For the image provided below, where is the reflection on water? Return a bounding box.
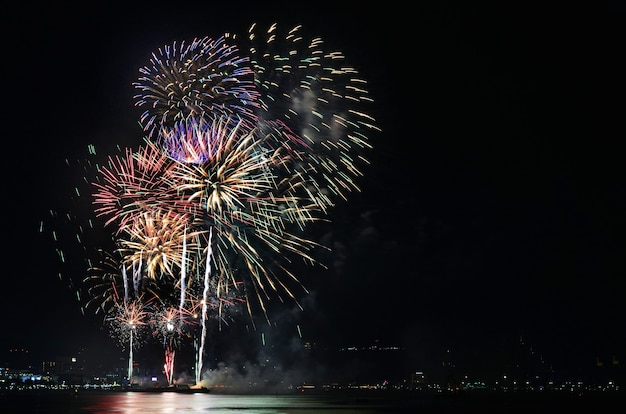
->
[3,391,415,414]
[5,390,614,413]
[86,392,391,413]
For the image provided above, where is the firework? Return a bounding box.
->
[91,139,182,232]
[105,296,153,384]
[51,22,378,385]
[106,296,152,346]
[116,210,197,281]
[150,304,199,385]
[83,249,169,313]
[233,23,380,210]
[150,303,199,342]
[133,35,260,155]
[166,115,327,316]
[134,23,379,212]
[127,24,379,318]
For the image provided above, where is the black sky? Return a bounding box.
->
[3,1,625,381]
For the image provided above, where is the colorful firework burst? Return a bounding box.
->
[105,296,153,350]
[92,139,181,231]
[133,35,260,153]
[233,23,380,210]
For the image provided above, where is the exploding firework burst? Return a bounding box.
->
[116,209,201,281]
[106,296,153,350]
[149,304,192,385]
[133,35,260,154]
[233,23,379,210]
[92,139,182,231]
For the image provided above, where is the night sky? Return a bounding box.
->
[3,1,625,384]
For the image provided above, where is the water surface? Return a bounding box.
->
[2,389,621,413]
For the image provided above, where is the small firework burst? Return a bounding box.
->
[105,296,153,350]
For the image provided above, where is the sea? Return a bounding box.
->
[1,389,623,413]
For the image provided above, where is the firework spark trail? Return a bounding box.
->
[179,226,188,326]
[122,266,128,301]
[128,330,134,384]
[164,345,175,386]
[197,227,213,384]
